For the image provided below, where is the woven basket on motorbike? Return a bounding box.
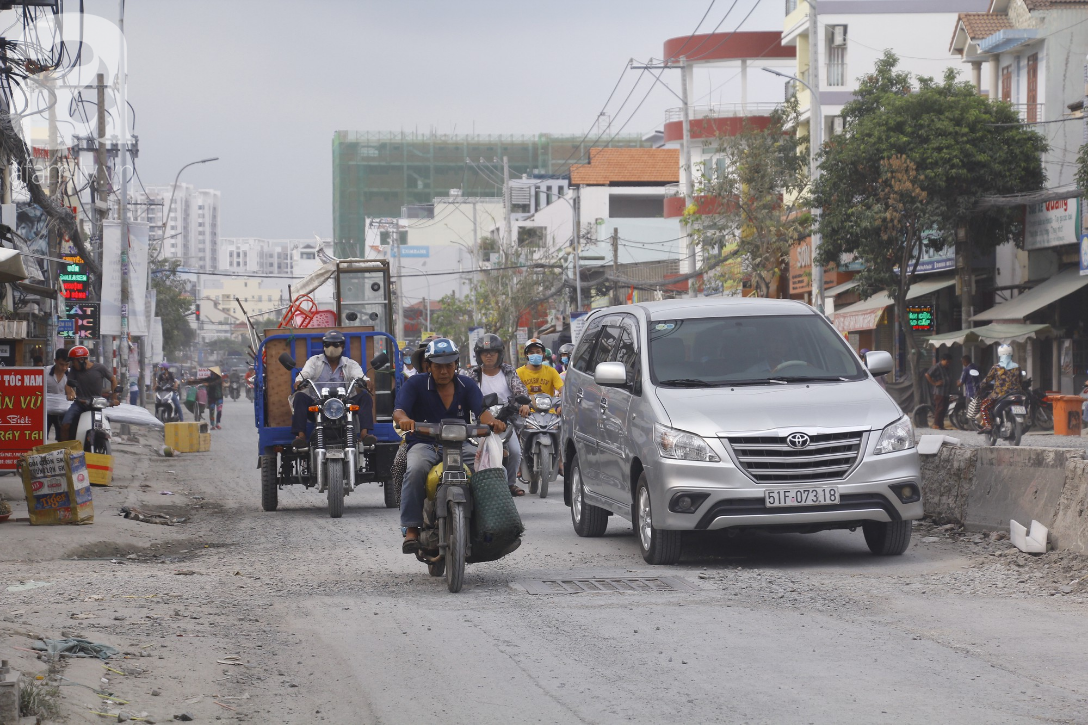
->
[466,467,524,563]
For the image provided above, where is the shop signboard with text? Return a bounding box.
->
[1025,198,1080,251]
[0,368,47,470]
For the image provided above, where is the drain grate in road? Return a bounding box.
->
[518,576,697,595]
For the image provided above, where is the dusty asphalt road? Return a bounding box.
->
[3,401,1088,724]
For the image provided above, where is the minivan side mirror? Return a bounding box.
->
[594,361,627,386]
[864,350,893,377]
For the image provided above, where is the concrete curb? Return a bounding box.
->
[919,445,1088,551]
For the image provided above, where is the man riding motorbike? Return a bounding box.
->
[155,362,183,421]
[517,338,563,400]
[393,338,506,554]
[979,343,1022,433]
[60,345,118,441]
[289,330,373,449]
[467,333,531,496]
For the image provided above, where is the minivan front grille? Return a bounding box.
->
[724,431,864,484]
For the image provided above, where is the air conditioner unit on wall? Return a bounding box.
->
[831,116,844,135]
[831,25,847,47]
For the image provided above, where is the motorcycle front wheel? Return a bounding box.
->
[327,459,345,519]
[537,447,551,499]
[446,501,466,593]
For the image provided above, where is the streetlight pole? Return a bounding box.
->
[764,61,823,313]
[159,157,219,258]
[531,185,581,311]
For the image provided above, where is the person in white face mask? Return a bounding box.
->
[979,343,1022,433]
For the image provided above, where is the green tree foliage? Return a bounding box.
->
[1076,142,1088,194]
[686,97,811,297]
[150,259,195,360]
[813,52,1046,399]
[429,264,563,361]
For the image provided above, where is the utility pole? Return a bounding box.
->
[573,187,582,311]
[471,200,478,326]
[680,57,696,299]
[46,70,59,360]
[807,0,825,313]
[96,74,109,366]
[503,156,514,363]
[611,227,620,305]
[393,221,404,342]
[118,0,131,396]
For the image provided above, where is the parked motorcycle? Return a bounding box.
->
[520,392,561,498]
[277,352,368,518]
[1018,372,1053,432]
[154,385,181,423]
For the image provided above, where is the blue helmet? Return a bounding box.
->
[425,337,459,365]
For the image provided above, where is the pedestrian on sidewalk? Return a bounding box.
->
[958,354,979,399]
[925,353,954,430]
[185,367,224,429]
[45,347,69,440]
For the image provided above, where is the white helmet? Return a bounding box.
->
[997,344,1013,358]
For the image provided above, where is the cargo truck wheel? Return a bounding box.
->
[260,454,278,512]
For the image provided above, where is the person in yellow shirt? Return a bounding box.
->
[517,338,564,398]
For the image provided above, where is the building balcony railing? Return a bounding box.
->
[1009,102,1044,124]
[664,102,781,124]
[826,61,847,88]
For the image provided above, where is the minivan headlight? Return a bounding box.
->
[874,414,915,455]
[654,424,720,462]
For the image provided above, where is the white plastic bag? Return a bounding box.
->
[475,430,503,471]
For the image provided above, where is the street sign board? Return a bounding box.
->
[0,367,47,470]
[59,255,89,300]
[389,245,429,258]
[907,304,934,332]
[56,318,75,335]
[60,302,100,340]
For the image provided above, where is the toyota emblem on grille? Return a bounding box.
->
[787,433,811,449]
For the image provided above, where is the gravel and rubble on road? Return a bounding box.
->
[5,403,1088,723]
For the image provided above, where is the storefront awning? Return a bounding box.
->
[825,279,859,297]
[0,248,28,285]
[925,323,1057,348]
[832,276,956,333]
[971,268,1088,322]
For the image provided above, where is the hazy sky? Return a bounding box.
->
[101,0,785,238]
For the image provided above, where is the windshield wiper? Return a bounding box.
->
[764,376,852,384]
[658,378,715,387]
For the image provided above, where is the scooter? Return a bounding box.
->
[1019,372,1053,431]
[74,396,113,455]
[229,379,242,401]
[519,392,561,498]
[154,385,181,423]
[968,369,1026,446]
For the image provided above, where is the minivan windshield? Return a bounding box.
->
[648,315,867,387]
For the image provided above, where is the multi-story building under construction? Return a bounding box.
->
[331,130,651,257]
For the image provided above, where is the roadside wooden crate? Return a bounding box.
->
[84,452,113,486]
[262,327,377,428]
[165,422,200,452]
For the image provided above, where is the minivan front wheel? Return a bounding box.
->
[570,455,608,537]
[635,474,681,565]
[862,520,912,556]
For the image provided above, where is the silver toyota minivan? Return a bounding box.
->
[561,298,922,564]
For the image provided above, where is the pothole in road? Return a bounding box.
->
[517,576,698,595]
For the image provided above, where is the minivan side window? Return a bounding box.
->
[592,326,621,370]
[613,325,640,392]
[570,329,600,373]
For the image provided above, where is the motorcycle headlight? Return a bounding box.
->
[440,423,467,442]
[534,394,552,410]
[321,398,346,420]
[654,423,720,462]
[92,396,109,408]
[875,414,915,455]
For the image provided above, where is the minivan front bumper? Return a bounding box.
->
[646,444,922,532]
